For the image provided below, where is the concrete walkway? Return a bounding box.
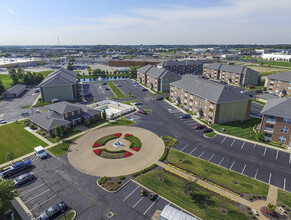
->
[164,99,290,153]
[266,185,278,205]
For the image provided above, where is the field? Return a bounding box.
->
[135,170,248,220]
[247,65,288,77]
[0,121,48,165]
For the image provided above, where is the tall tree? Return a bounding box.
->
[0,80,5,95]
[0,179,17,217]
[55,125,63,137]
[8,68,19,85]
[102,110,107,120]
[67,57,75,71]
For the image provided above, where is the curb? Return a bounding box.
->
[14,196,35,220]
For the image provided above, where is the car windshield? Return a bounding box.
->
[38,150,45,154]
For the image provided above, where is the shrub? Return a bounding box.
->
[248,197,253,200]
[119,175,125,180]
[248,210,252,214]
[116,180,121,184]
[125,135,142,148]
[252,195,256,198]
[251,214,255,219]
[159,148,169,161]
[98,176,108,185]
[132,172,141,177]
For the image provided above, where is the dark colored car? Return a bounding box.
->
[140,189,149,197]
[34,88,40,93]
[156,97,163,101]
[202,127,213,133]
[0,160,31,178]
[255,90,263,94]
[195,124,206,130]
[180,114,190,119]
[105,88,110,90]
[14,172,34,188]
[142,88,148,91]
[102,82,107,85]
[21,112,30,117]
[138,109,146,114]
[134,101,142,105]
[148,192,158,201]
[116,84,122,87]
[38,201,67,220]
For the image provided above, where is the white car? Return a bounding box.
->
[0,119,7,124]
[34,146,48,159]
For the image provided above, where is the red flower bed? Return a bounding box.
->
[92,142,101,148]
[124,151,133,157]
[114,133,122,138]
[131,147,140,152]
[93,149,102,155]
[124,134,133,137]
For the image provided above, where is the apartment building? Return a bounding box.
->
[137,65,181,92]
[264,71,291,96]
[203,63,259,86]
[260,97,291,147]
[157,60,215,75]
[170,75,252,124]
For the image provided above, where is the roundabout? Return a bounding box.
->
[67,126,165,177]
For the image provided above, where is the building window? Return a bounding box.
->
[283,118,291,124]
[199,99,202,106]
[281,127,289,134]
[278,136,286,143]
[72,112,74,116]
[204,106,207,110]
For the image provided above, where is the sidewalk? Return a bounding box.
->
[164,99,290,153]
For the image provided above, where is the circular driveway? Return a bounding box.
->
[67,126,165,177]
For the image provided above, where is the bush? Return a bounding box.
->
[248,197,253,200]
[119,175,125,180]
[159,148,169,161]
[98,176,108,185]
[132,172,141,177]
[252,195,256,198]
[251,214,255,219]
[248,210,252,214]
[116,180,121,184]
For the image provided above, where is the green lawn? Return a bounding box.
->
[135,170,248,220]
[48,137,78,157]
[278,189,291,208]
[201,118,261,142]
[204,132,217,138]
[47,127,81,143]
[58,210,75,220]
[107,82,127,98]
[103,118,135,127]
[144,109,152,114]
[167,149,269,196]
[33,100,50,107]
[252,99,265,106]
[0,74,12,90]
[37,70,53,77]
[0,121,48,165]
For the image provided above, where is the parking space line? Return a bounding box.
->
[208,154,215,162]
[268,173,272,184]
[132,197,144,208]
[241,164,247,174]
[230,161,235,170]
[189,147,197,155]
[19,183,45,197]
[254,169,259,179]
[289,154,291,164]
[198,151,205,158]
[123,186,139,201]
[230,139,236,146]
[221,137,227,143]
[263,147,267,156]
[218,157,224,166]
[241,142,245,149]
[254,144,256,148]
[276,150,279,160]
[25,189,50,203]
[143,198,158,215]
[284,178,286,190]
[30,195,57,211]
[181,145,189,152]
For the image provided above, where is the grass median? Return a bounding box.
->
[135,170,248,220]
[167,149,269,196]
[107,82,126,98]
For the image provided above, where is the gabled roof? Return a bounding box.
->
[204,63,222,70]
[137,64,154,74]
[267,71,291,83]
[138,65,180,79]
[39,68,76,87]
[170,75,251,104]
[46,101,82,115]
[158,60,207,67]
[261,97,291,118]
[75,104,102,118]
[204,63,259,76]
[3,84,26,95]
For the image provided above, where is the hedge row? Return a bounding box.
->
[132,164,157,177]
[159,148,169,161]
[97,134,116,145]
[98,176,108,185]
[125,135,142,148]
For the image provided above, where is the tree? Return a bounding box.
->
[0,179,17,217]
[67,57,75,71]
[102,110,107,120]
[0,80,5,95]
[183,179,197,197]
[6,151,14,163]
[257,132,265,142]
[8,68,19,85]
[55,125,63,138]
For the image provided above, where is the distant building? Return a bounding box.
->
[260,97,291,147]
[170,75,252,124]
[39,68,77,103]
[108,59,162,67]
[157,60,215,75]
[262,53,291,61]
[137,65,181,92]
[221,54,239,59]
[3,84,26,99]
[264,71,291,96]
[203,63,259,86]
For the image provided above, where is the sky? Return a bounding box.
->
[0,0,291,45]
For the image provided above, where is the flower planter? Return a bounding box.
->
[131,147,140,152]
[93,142,101,148]
[124,151,133,157]
[93,149,103,155]
[124,134,133,137]
[114,133,122,138]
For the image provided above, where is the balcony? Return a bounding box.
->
[209,112,213,117]
[264,127,274,133]
[266,118,276,124]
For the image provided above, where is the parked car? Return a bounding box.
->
[195,124,206,130]
[140,189,149,197]
[34,146,48,159]
[105,88,110,90]
[34,88,40,93]
[14,172,35,188]
[37,201,67,220]
[148,192,158,201]
[21,112,30,117]
[102,82,107,85]
[138,109,146,114]
[116,84,122,87]
[134,84,139,87]
[155,97,163,101]
[0,160,31,178]
[202,127,213,133]
[0,119,7,124]
[255,90,263,94]
[134,101,142,105]
[180,114,190,119]
[142,88,148,91]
